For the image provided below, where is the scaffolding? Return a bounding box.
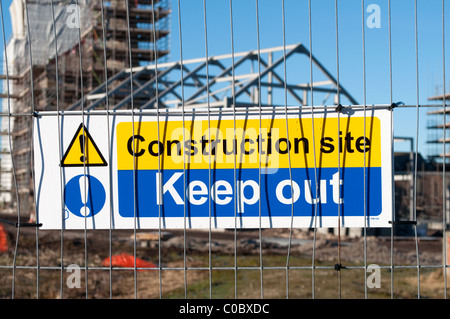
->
[1,0,171,217]
[426,94,450,162]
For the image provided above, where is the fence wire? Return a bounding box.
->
[0,0,449,300]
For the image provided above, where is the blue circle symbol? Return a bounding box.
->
[64,175,106,218]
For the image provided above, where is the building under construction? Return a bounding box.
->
[427,93,450,162]
[1,0,171,218]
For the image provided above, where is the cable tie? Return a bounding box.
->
[388,220,417,225]
[16,222,43,228]
[388,103,397,111]
[335,104,344,113]
[334,263,346,271]
[1,219,42,228]
[388,101,405,111]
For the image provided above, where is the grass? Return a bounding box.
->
[1,240,448,299]
[163,254,450,299]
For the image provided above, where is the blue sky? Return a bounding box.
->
[1,0,449,157]
[170,0,450,156]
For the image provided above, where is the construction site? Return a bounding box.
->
[0,0,449,300]
[1,0,449,229]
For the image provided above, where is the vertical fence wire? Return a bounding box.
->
[23,0,38,299]
[413,0,421,299]
[334,0,343,299]
[254,0,265,300]
[150,0,164,300]
[442,0,448,299]
[281,0,296,300]
[124,0,138,299]
[72,0,89,299]
[49,0,65,300]
[308,0,321,299]
[201,0,213,299]
[361,0,368,299]
[175,0,188,299]
[98,0,114,299]
[388,0,395,300]
[228,0,239,299]
[0,0,20,300]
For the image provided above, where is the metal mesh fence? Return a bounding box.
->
[0,0,449,300]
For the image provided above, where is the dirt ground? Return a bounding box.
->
[0,214,448,298]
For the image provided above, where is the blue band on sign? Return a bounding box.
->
[117,167,382,219]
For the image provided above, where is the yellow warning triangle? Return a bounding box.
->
[61,124,107,167]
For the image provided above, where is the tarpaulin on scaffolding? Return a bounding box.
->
[8,0,93,68]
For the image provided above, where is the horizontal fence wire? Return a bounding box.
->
[0,0,449,300]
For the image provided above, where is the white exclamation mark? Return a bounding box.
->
[79,176,90,216]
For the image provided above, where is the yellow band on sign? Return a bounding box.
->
[116,116,381,170]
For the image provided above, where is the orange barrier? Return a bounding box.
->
[0,224,8,253]
[102,253,156,271]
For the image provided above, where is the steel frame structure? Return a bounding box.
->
[68,43,358,111]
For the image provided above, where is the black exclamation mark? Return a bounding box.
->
[79,134,87,163]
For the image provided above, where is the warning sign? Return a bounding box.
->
[33,108,393,230]
[61,123,107,167]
